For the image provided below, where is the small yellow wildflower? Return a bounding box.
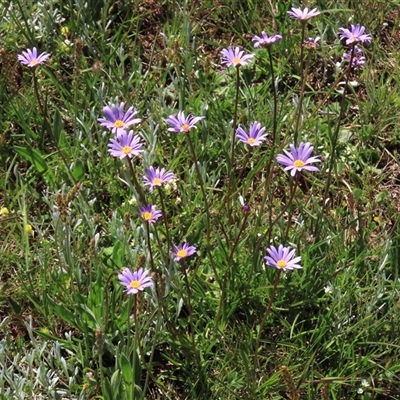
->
[24,224,33,235]
[0,207,9,217]
[373,216,380,223]
[61,26,70,37]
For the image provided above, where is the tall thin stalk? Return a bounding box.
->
[157,186,171,249]
[230,66,241,162]
[144,221,155,274]
[216,211,249,324]
[323,45,356,212]
[223,66,242,218]
[32,68,74,182]
[254,270,282,369]
[267,46,278,145]
[126,157,146,204]
[293,23,307,145]
[255,172,300,255]
[186,134,217,276]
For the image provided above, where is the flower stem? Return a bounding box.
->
[293,24,307,145]
[186,134,217,276]
[145,221,155,274]
[126,157,146,204]
[322,45,355,212]
[180,260,199,366]
[32,68,74,182]
[32,68,51,149]
[219,148,252,213]
[225,66,242,216]
[231,66,241,162]
[153,227,168,267]
[255,173,300,254]
[157,186,171,249]
[254,269,282,370]
[216,212,249,325]
[133,295,139,398]
[267,46,278,145]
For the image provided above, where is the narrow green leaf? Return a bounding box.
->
[119,353,133,400]
[14,146,48,174]
[119,353,133,385]
[72,158,85,181]
[53,108,63,145]
[102,376,113,400]
[110,369,121,396]
[45,295,75,327]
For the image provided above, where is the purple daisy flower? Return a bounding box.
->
[264,244,302,272]
[338,24,372,45]
[171,242,197,262]
[118,267,153,295]
[98,102,142,136]
[252,31,282,48]
[251,31,282,49]
[276,142,321,176]
[342,45,366,68]
[18,47,50,67]
[221,46,255,68]
[138,204,162,224]
[287,7,320,20]
[236,121,268,147]
[142,166,176,191]
[303,36,321,49]
[165,111,205,133]
[107,130,144,159]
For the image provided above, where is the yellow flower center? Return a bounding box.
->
[247,138,256,145]
[130,280,141,289]
[29,59,38,66]
[277,259,287,269]
[177,249,188,258]
[142,211,153,221]
[180,124,190,132]
[350,34,356,42]
[153,178,162,185]
[293,159,305,168]
[114,120,125,128]
[122,145,132,154]
[233,57,241,65]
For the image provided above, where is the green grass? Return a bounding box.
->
[1,0,400,399]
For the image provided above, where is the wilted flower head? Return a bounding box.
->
[165,111,205,133]
[252,31,282,48]
[276,142,321,176]
[264,244,302,272]
[98,102,141,136]
[342,45,366,68]
[339,24,372,45]
[241,204,251,213]
[171,242,197,262]
[236,121,268,147]
[139,204,162,224]
[107,130,144,159]
[118,267,153,295]
[18,47,50,67]
[287,7,320,20]
[221,46,255,68]
[303,36,320,49]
